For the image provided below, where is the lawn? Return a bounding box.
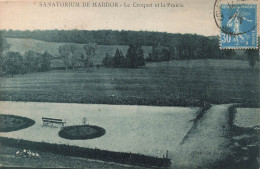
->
[234,108,260,128]
[0,59,259,106]
[0,145,144,169]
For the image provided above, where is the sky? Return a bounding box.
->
[0,0,258,36]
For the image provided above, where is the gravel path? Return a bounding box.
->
[172,104,233,168]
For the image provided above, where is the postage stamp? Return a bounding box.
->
[220,4,258,49]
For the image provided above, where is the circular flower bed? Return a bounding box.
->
[0,114,35,132]
[59,125,105,140]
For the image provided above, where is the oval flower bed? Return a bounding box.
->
[0,114,35,132]
[59,125,105,140]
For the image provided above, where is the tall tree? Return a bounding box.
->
[24,51,45,72]
[126,44,138,68]
[0,32,10,54]
[246,49,259,71]
[149,46,158,62]
[136,47,145,66]
[113,48,125,67]
[161,48,171,61]
[126,44,145,68]
[148,44,170,62]
[58,44,77,70]
[32,53,41,72]
[24,50,36,73]
[102,53,113,67]
[0,32,10,71]
[40,51,52,72]
[83,43,96,70]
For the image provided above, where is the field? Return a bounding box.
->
[0,59,259,105]
[234,108,260,128]
[6,38,152,68]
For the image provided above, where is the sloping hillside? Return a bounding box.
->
[6,38,152,68]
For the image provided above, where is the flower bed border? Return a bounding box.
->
[0,114,35,132]
[59,125,106,140]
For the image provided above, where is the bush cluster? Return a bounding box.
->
[2,51,51,77]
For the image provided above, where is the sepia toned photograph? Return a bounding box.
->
[0,0,259,168]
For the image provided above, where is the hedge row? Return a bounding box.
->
[0,93,210,107]
[0,137,171,168]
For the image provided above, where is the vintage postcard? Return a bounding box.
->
[0,0,259,168]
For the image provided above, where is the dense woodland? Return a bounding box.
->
[2,29,259,60]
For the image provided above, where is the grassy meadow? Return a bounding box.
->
[0,59,259,106]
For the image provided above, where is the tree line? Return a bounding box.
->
[1,29,174,46]
[2,29,259,61]
[102,45,145,68]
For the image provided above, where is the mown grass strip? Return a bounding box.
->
[0,136,171,168]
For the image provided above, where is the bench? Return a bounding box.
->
[42,117,66,127]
